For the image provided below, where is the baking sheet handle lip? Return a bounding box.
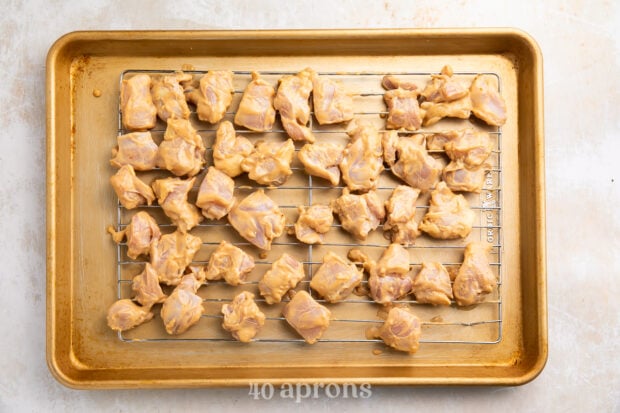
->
[44,27,547,45]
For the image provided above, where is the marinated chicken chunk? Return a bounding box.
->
[131,263,167,308]
[110,165,155,209]
[470,74,507,126]
[310,252,363,302]
[298,142,344,186]
[151,73,191,122]
[412,262,453,306]
[120,74,157,131]
[419,65,472,126]
[149,230,202,286]
[294,204,334,244]
[420,96,472,127]
[419,182,475,239]
[444,129,492,168]
[228,190,286,250]
[426,130,461,151]
[331,189,385,240]
[221,291,266,342]
[110,131,159,171]
[443,160,489,193]
[157,117,206,177]
[340,120,384,192]
[453,242,496,306]
[205,241,255,286]
[196,166,235,220]
[383,87,425,131]
[108,211,161,259]
[351,244,412,304]
[212,121,254,178]
[241,139,295,186]
[234,72,276,132]
[368,307,422,353]
[420,65,469,103]
[383,131,443,192]
[274,68,315,143]
[311,72,354,125]
[161,273,204,335]
[152,177,203,232]
[384,185,421,246]
[371,244,413,304]
[107,299,154,332]
[258,253,305,304]
[381,75,418,91]
[282,291,331,344]
[185,70,234,124]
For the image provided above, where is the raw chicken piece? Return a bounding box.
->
[311,72,354,125]
[274,68,315,143]
[241,139,295,186]
[151,73,191,122]
[107,211,161,259]
[384,185,421,246]
[411,262,453,306]
[298,142,344,186]
[212,121,254,178]
[420,96,472,126]
[234,72,276,131]
[453,242,496,306]
[149,230,202,286]
[340,120,384,192]
[376,243,411,276]
[107,299,153,332]
[420,65,469,103]
[110,131,159,171]
[368,275,414,305]
[282,291,331,344]
[381,75,418,91]
[310,252,363,303]
[120,74,157,131]
[383,88,425,131]
[196,166,235,220]
[228,189,285,250]
[443,160,489,193]
[221,291,266,342]
[161,273,204,335]
[444,129,492,168]
[294,204,334,244]
[157,117,206,177]
[368,307,422,353]
[152,177,203,232]
[185,70,234,124]
[383,131,443,192]
[370,244,413,304]
[470,74,507,126]
[205,240,255,286]
[350,245,412,304]
[258,253,305,304]
[110,165,155,209]
[131,263,167,308]
[419,182,475,239]
[419,65,472,126]
[331,189,385,240]
[425,130,461,151]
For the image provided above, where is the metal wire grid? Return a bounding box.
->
[114,69,503,345]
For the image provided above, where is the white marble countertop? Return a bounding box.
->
[1,0,618,411]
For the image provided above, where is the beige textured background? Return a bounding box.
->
[1,0,618,411]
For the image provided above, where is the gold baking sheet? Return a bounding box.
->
[46,29,546,388]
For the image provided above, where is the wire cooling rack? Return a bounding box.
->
[114,69,503,345]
